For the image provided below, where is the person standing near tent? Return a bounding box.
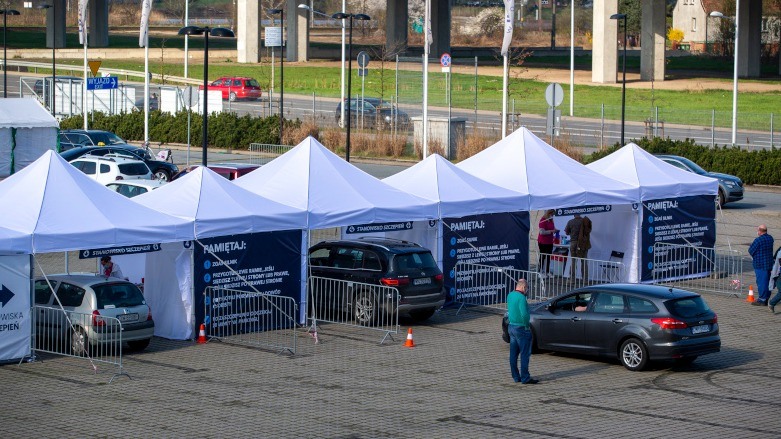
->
[537,209,558,277]
[100,256,125,279]
[564,214,587,280]
[749,224,774,306]
[507,278,538,384]
[577,216,593,281]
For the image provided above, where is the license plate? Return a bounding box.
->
[691,324,710,334]
[117,313,138,323]
[413,277,432,285]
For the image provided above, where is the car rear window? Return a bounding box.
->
[94,283,146,309]
[246,79,260,87]
[394,252,437,273]
[118,163,150,176]
[665,296,711,318]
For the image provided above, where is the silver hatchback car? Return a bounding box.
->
[34,275,155,354]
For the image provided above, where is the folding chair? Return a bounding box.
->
[600,251,625,282]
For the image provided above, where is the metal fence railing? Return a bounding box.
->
[651,243,748,297]
[203,287,298,354]
[453,263,546,314]
[538,254,627,296]
[246,143,294,165]
[31,305,128,383]
[306,276,400,344]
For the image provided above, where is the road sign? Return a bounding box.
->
[440,53,451,67]
[86,76,118,90]
[545,83,564,107]
[358,68,368,77]
[88,60,102,77]
[357,51,370,68]
[265,27,282,47]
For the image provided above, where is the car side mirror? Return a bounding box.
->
[546,303,555,312]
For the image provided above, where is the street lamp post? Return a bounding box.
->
[710,8,739,145]
[331,12,369,162]
[178,26,235,166]
[25,3,54,114]
[269,8,285,143]
[1,8,20,98]
[610,13,627,146]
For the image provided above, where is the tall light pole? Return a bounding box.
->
[25,2,54,114]
[610,13,627,146]
[269,8,285,143]
[178,26,235,166]
[331,11,369,162]
[711,7,739,145]
[1,8,20,98]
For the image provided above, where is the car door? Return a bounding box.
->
[536,292,591,352]
[583,291,629,355]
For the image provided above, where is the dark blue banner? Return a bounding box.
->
[556,205,612,216]
[641,195,716,281]
[194,230,303,333]
[79,243,161,259]
[345,221,414,234]
[442,212,530,302]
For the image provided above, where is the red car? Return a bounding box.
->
[200,77,263,101]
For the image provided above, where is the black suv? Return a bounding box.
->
[308,238,445,323]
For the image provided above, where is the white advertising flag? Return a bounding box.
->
[78,0,89,45]
[139,0,153,47]
[501,0,515,56]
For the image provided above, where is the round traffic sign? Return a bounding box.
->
[357,51,370,68]
[545,83,564,107]
[440,53,451,67]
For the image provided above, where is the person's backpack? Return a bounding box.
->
[578,216,592,251]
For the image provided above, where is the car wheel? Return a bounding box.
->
[620,338,648,371]
[70,327,88,356]
[353,290,377,325]
[127,338,151,352]
[409,308,436,322]
[154,169,171,182]
[229,92,237,102]
[718,190,726,208]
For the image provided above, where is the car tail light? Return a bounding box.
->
[651,317,687,329]
[92,310,106,327]
[115,175,124,180]
[146,306,153,322]
[712,313,717,324]
[380,277,410,287]
[434,273,444,282]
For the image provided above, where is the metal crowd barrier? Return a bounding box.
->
[306,276,400,344]
[652,243,748,297]
[540,254,627,296]
[453,262,546,314]
[246,143,295,165]
[204,287,298,354]
[31,305,128,383]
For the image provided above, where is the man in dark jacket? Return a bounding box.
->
[749,224,774,305]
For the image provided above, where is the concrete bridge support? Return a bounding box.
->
[640,0,665,81]
[386,0,409,53]
[45,0,67,49]
[591,0,618,83]
[237,0,260,63]
[88,0,109,47]
[740,0,762,78]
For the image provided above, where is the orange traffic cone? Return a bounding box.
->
[404,328,415,348]
[197,324,207,344]
[747,285,755,303]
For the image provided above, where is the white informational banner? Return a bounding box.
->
[0,254,31,362]
[265,27,282,47]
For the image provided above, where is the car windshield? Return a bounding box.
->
[674,156,708,175]
[665,296,711,318]
[91,132,127,146]
[94,283,146,308]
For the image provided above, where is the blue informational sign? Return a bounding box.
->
[194,230,303,331]
[345,221,413,234]
[556,204,612,216]
[640,195,716,282]
[79,243,161,259]
[86,77,118,90]
[442,212,530,302]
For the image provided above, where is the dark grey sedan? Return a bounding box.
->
[502,283,720,371]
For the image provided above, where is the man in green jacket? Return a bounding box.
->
[507,279,539,384]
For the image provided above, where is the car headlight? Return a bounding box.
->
[722,180,737,188]
[384,115,391,122]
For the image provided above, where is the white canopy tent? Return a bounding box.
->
[133,166,310,339]
[0,151,193,361]
[587,143,719,282]
[0,98,59,177]
[234,136,439,229]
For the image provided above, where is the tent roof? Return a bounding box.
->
[234,136,438,228]
[0,151,193,254]
[458,127,640,210]
[586,143,718,200]
[135,166,308,238]
[383,153,530,218]
[0,98,58,129]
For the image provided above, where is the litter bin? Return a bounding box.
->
[550,246,569,276]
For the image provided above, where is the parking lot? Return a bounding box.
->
[2,181,780,438]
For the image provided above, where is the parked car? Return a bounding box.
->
[60,145,179,182]
[106,179,167,198]
[33,274,155,354]
[59,129,131,148]
[200,76,263,101]
[308,238,446,323]
[70,154,153,185]
[334,98,411,130]
[172,163,261,181]
[654,154,744,207]
[501,283,720,371]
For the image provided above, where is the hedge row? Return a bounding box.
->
[584,138,781,186]
[60,111,287,149]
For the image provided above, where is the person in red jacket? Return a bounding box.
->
[537,209,558,278]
